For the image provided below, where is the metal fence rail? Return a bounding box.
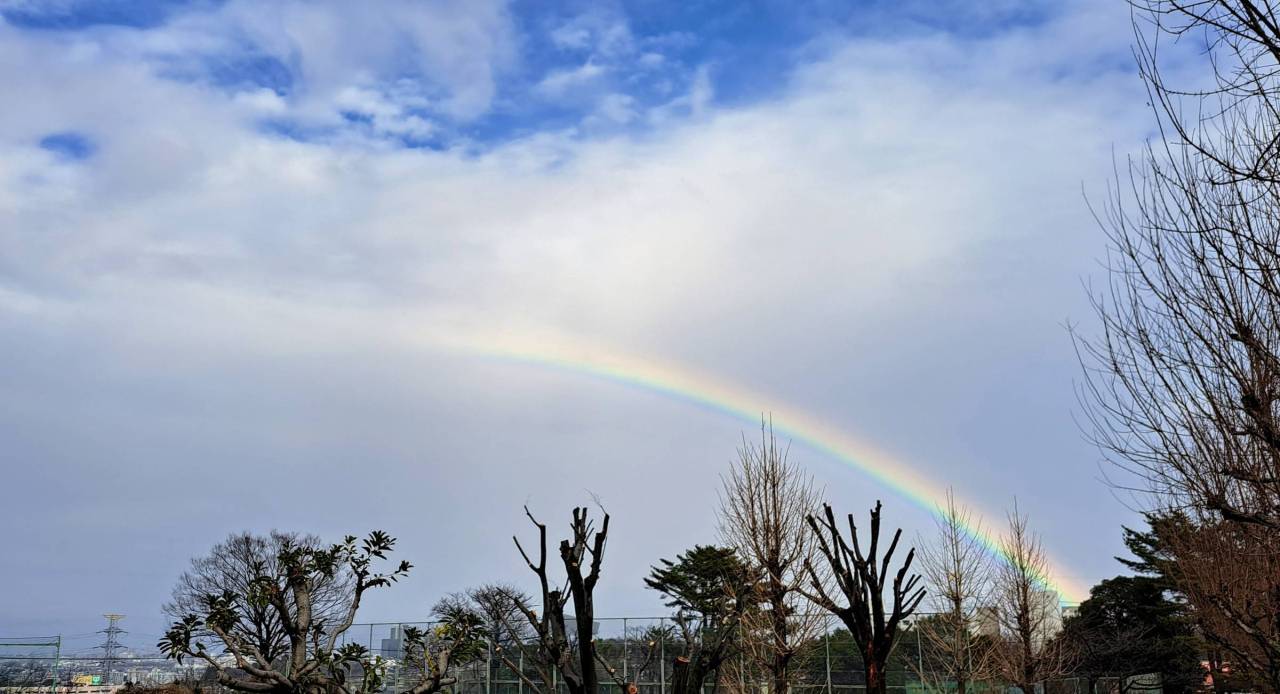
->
[334,614,1085,694]
[5,609,1141,694]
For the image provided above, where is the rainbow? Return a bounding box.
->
[436,330,1087,604]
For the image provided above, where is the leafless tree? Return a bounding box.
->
[719,421,827,694]
[1161,513,1280,692]
[1075,1,1280,687]
[595,629,662,694]
[802,501,926,694]
[510,507,610,694]
[164,531,353,667]
[0,660,52,688]
[915,490,996,694]
[1130,0,1280,187]
[990,505,1066,694]
[467,584,553,694]
[1077,0,1280,531]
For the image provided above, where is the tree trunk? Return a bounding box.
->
[570,607,597,694]
[770,584,791,694]
[771,652,790,694]
[671,657,693,694]
[865,657,887,694]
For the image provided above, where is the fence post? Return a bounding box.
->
[623,619,629,682]
[52,636,62,694]
[824,615,832,694]
[915,618,923,694]
[659,618,666,694]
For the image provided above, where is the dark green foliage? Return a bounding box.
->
[1058,575,1204,694]
[645,545,755,617]
[646,545,757,694]
[1116,512,1190,588]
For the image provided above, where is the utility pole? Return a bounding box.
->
[99,614,126,687]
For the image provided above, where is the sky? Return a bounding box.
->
[0,0,1192,654]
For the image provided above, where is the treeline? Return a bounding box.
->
[156,426,1135,694]
[158,425,934,694]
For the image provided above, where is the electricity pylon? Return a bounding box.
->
[98,614,126,686]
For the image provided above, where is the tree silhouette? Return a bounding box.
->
[803,501,925,694]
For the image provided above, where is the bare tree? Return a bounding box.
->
[159,531,412,694]
[1160,513,1280,692]
[510,507,610,694]
[803,501,926,694]
[1077,0,1280,532]
[164,531,353,667]
[1075,2,1280,688]
[915,490,995,694]
[990,505,1066,694]
[1129,0,1280,187]
[719,421,827,694]
[468,584,553,694]
[1076,3,1280,687]
[595,628,662,694]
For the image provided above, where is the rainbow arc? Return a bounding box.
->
[435,330,1087,603]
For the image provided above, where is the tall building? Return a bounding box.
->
[381,625,405,660]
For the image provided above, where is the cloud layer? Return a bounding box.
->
[0,0,1172,642]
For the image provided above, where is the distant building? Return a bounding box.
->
[381,625,405,660]
[976,606,1000,637]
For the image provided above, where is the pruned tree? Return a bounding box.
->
[915,490,995,694]
[802,501,926,694]
[164,531,353,667]
[990,505,1066,694]
[158,531,411,694]
[645,545,757,694]
[398,597,490,694]
[595,626,664,694]
[719,421,827,694]
[510,506,610,694]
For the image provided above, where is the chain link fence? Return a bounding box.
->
[332,614,1120,694]
[3,613,1152,694]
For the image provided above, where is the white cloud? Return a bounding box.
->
[637,52,665,69]
[12,0,519,139]
[534,60,607,98]
[593,93,637,124]
[0,0,1201,630]
[549,10,633,57]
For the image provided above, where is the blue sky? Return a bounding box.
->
[1,0,1071,151]
[0,0,1185,648]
